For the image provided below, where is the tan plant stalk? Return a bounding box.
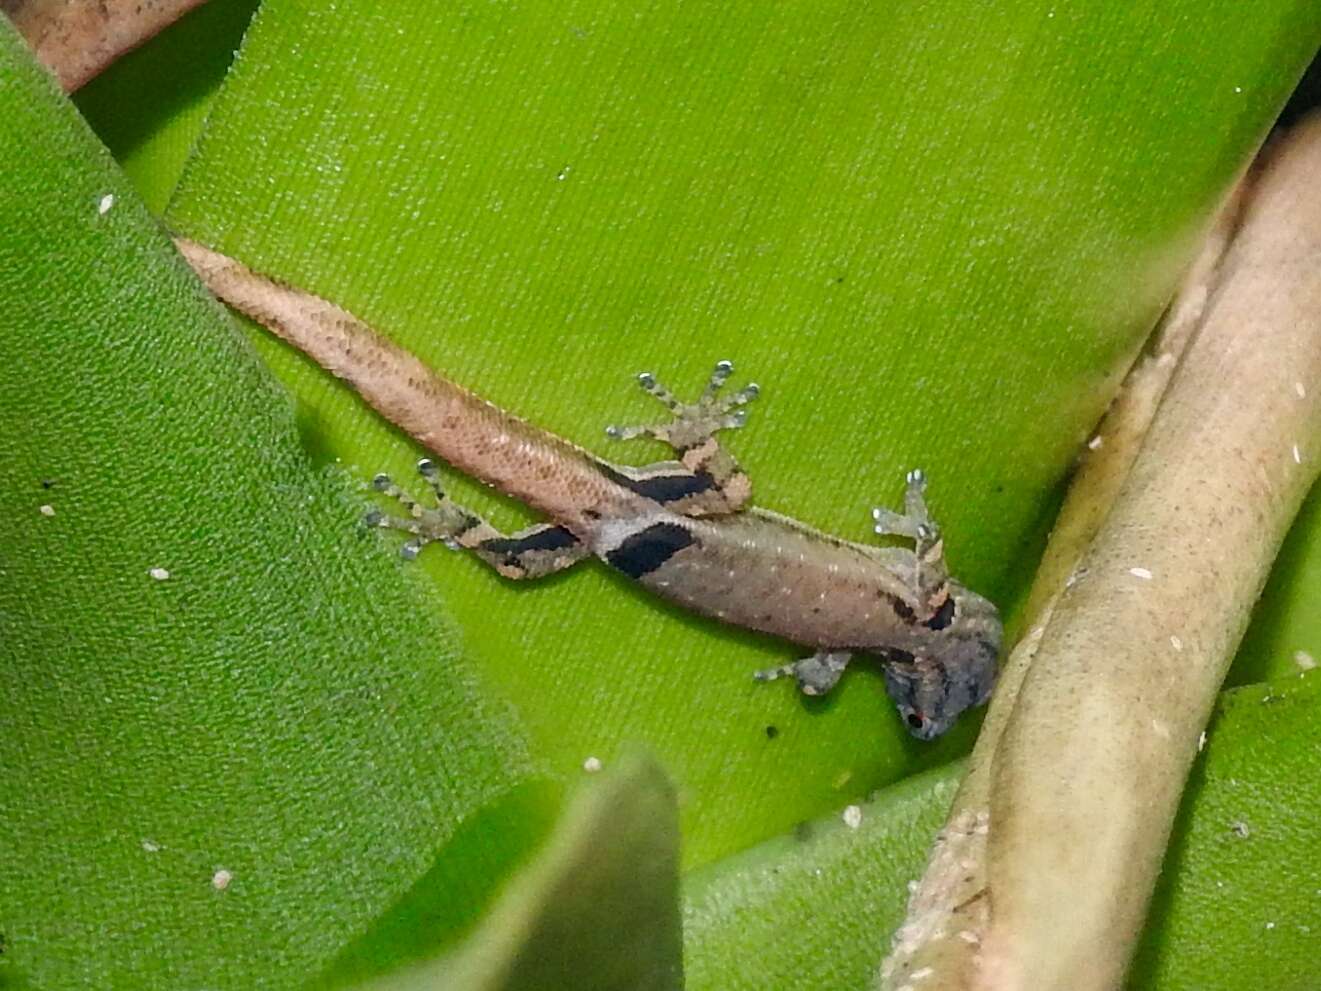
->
[880,115,1321,991]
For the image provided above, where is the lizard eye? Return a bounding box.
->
[906,711,927,730]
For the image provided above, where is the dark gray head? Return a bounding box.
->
[881,597,1000,740]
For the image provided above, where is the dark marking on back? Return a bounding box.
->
[879,589,916,623]
[600,464,717,504]
[924,595,956,630]
[606,522,695,579]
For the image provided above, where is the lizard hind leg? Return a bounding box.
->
[604,360,760,509]
[871,469,951,615]
[365,459,589,579]
[753,650,853,697]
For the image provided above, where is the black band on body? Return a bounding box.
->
[606,522,696,579]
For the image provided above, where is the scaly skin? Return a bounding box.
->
[176,237,1000,739]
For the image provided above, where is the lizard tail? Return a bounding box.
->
[174,236,612,524]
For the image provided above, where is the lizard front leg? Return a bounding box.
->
[752,650,853,696]
[366,459,589,580]
[604,360,759,514]
[871,469,953,624]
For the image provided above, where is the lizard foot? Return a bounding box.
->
[871,469,940,545]
[605,359,759,452]
[871,468,950,611]
[754,650,853,697]
[364,458,475,560]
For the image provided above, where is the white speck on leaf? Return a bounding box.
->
[1198,731,1207,751]
[1293,444,1302,464]
[1295,650,1316,670]
[582,756,602,773]
[1170,635,1184,651]
[148,567,170,581]
[842,805,862,829]
[1087,434,1103,450]
[1129,567,1153,580]
[1295,382,1307,399]
[141,839,159,853]
[98,192,114,214]
[212,868,232,890]
[39,504,55,517]
[1230,820,1250,838]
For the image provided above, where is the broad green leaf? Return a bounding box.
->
[1133,674,1321,989]
[163,0,1317,874]
[682,763,961,991]
[0,21,553,990]
[679,672,1321,990]
[361,755,682,991]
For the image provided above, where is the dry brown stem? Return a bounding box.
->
[880,116,1321,991]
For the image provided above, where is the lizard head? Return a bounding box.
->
[881,588,1001,740]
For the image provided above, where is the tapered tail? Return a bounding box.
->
[174,237,614,525]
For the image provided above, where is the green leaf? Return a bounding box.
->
[1134,674,1321,989]
[162,0,1316,876]
[682,764,961,991]
[14,0,1321,986]
[358,755,682,991]
[0,21,554,990]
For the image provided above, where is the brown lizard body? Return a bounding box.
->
[177,237,1000,738]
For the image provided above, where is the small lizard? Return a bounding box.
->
[176,238,1000,739]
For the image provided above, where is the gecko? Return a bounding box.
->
[175,238,1001,739]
